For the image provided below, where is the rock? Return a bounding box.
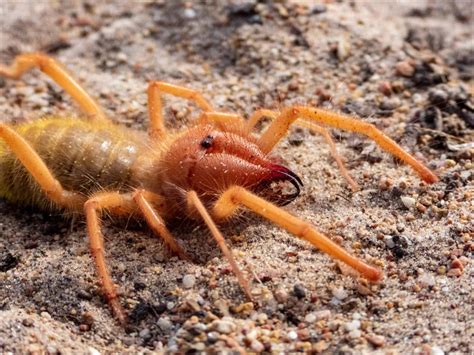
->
[250,339,265,352]
[401,196,416,209]
[182,274,196,289]
[395,61,415,77]
[157,317,173,332]
[212,319,236,334]
[293,283,306,299]
[332,287,348,300]
[367,334,385,347]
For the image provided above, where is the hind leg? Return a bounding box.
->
[0,53,106,121]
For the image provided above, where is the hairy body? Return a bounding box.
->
[0,118,148,210]
[0,53,438,324]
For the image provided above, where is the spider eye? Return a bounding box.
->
[200,135,214,149]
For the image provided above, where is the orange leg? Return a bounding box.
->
[84,191,137,325]
[258,106,438,183]
[0,123,85,209]
[296,120,359,191]
[187,191,252,301]
[247,109,359,191]
[199,111,247,133]
[133,189,189,260]
[212,186,383,282]
[0,53,106,120]
[247,109,279,132]
[147,81,213,140]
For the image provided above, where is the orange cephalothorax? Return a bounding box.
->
[159,124,302,209]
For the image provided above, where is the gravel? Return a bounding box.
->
[0,0,472,353]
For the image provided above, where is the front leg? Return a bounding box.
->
[147,81,213,140]
[258,106,438,184]
[212,186,382,282]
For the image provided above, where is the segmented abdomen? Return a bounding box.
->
[0,117,148,210]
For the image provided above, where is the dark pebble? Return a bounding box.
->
[311,4,327,14]
[293,283,306,299]
[134,281,147,291]
[0,250,19,272]
[22,318,34,327]
[77,289,93,300]
[129,301,153,323]
[428,88,449,107]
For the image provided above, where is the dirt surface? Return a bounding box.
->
[0,1,473,353]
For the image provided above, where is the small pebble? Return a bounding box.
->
[157,317,173,332]
[250,339,265,352]
[183,8,196,19]
[139,328,151,340]
[304,313,316,323]
[345,320,361,332]
[212,319,236,334]
[274,288,289,303]
[22,318,34,327]
[431,346,445,355]
[182,274,196,289]
[367,334,385,347]
[293,283,306,299]
[384,235,395,248]
[348,329,361,338]
[332,287,348,300]
[395,61,415,77]
[314,310,331,320]
[288,330,298,341]
[401,196,416,209]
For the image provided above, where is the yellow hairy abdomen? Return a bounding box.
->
[0,116,148,210]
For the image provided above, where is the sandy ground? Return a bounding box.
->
[0,1,473,353]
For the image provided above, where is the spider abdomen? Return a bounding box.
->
[0,117,149,210]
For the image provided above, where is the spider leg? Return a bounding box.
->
[0,123,85,209]
[133,189,189,260]
[147,81,213,140]
[212,186,383,282]
[186,191,253,301]
[199,112,247,133]
[84,191,136,325]
[247,109,359,191]
[0,53,106,121]
[296,120,359,191]
[258,106,438,183]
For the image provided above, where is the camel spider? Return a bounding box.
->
[0,53,438,324]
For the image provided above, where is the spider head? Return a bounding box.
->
[161,125,303,206]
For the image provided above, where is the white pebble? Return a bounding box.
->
[250,340,265,352]
[182,274,196,289]
[349,329,361,338]
[288,330,298,341]
[88,347,101,355]
[314,310,331,320]
[384,235,395,248]
[332,287,348,300]
[345,320,361,332]
[430,346,444,355]
[183,8,196,19]
[401,196,416,209]
[352,312,361,320]
[304,312,316,323]
[157,317,172,332]
[213,320,236,334]
[418,273,435,287]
